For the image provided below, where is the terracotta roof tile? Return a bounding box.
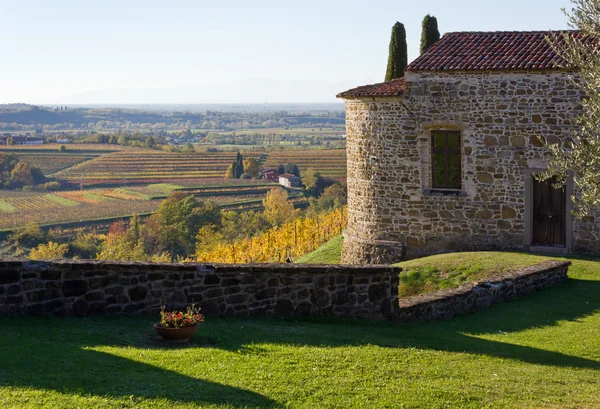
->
[337,30,592,99]
[337,78,406,98]
[406,30,583,72]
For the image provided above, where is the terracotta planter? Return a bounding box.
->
[154,323,199,343]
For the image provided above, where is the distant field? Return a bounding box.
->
[0,144,138,175]
[55,150,267,183]
[0,182,295,230]
[212,127,345,137]
[0,143,134,152]
[0,145,345,230]
[11,153,96,175]
[263,149,346,179]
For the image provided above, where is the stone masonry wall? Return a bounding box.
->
[393,260,570,321]
[0,260,400,320]
[342,70,596,264]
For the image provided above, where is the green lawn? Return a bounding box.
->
[1,256,599,408]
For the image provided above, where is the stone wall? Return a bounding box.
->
[393,260,570,321]
[0,259,400,319]
[341,70,597,264]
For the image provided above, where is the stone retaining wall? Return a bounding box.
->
[0,260,400,319]
[0,259,570,322]
[393,260,570,321]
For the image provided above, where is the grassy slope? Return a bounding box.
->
[0,256,599,408]
[296,235,343,264]
[296,237,579,296]
[395,252,562,296]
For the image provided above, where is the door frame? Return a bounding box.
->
[523,169,573,253]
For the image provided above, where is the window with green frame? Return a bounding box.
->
[431,130,461,189]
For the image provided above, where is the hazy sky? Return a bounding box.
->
[1,0,572,104]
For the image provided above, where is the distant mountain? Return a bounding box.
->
[61,78,371,104]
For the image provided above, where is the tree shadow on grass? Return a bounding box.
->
[200,276,600,370]
[0,319,280,408]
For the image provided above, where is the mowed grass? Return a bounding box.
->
[0,257,599,408]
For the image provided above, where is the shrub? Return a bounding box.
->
[42,181,61,191]
[29,241,69,260]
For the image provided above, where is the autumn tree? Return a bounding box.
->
[243,157,261,178]
[29,241,69,260]
[263,187,295,227]
[308,183,348,213]
[385,22,408,81]
[147,192,220,257]
[420,14,440,54]
[9,162,34,187]
[540,0,600,215]
[195,224,224,253]
[97,215,171,262]
[8,222,45,247]
[225,163,235,179]
[301,168,322,195]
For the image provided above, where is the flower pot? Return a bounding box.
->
[154,323,199,343]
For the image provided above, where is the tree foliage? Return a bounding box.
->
[263,187,296,227]
[308,183,348,213]
[540,0,600,215]
[97,215,171,262]
[301,168,322,194]
[8,222,44,247]
[0,153,44,188]
[243,157,261,178]
[29,241,69,260]
[385,22,408,81]
[147,192,221,257]
[420,14,440,54]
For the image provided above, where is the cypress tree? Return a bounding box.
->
[385,22,408,81]
[420,14,440,55]
[232,152,244,178]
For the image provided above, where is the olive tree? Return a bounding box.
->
[541,0,600,216]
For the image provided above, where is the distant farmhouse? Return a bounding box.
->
[279,173,301,188]
[338,31,597,264]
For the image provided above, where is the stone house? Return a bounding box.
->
[337,30,599,264]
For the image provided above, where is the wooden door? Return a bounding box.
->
[532,177,566,247]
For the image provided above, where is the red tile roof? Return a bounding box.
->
[406,30,582,72]
[337,78,406,98]
[337,30,588,98]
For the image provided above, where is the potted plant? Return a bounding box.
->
[154,305,205,343]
